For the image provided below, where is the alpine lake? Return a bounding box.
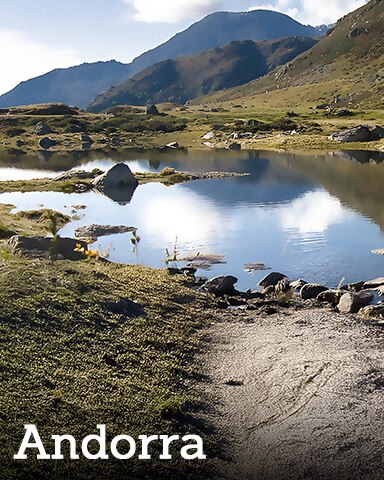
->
[1,148,384,291]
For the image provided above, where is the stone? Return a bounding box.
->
[80,133,94,144]
[200,275,238,297]
[166,142,179,149]
[359,305,384,319]
[228,143,241,151]
[259,272,288,288]
[363,277,384,289]
[146,104,160,115]
[275,277,291,293]
[104,298,144,317]
[6,235,88,260]
[202,131,215,140]
[92,163,138,203]
[16,139,24,147]
[330,125,384,143]
[372,248,384,255]
[290,279,307,291]
[317,289,342,306]
[347,281,365,292]
[38,137,57,149]
[110,136,121,146]
[338,291,374,314]
[300,283,328,300]
[74,224,135,241]
[34,121,52,135]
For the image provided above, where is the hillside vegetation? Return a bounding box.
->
[195,0,384,110]
[89,37,318,112]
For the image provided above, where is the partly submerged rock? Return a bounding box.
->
[372,248,384,256]
[75,224,135,241]
[200,275,239,297]
[92,163,138,203]
[363,277,384,289]
[6,235,87,260]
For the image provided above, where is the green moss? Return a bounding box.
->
[0,259,212,480]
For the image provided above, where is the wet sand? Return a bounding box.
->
[200,307,384,480]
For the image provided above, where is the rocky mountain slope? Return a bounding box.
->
[89,37,318,112]
[0,10,324,109]
[196,0,384,109]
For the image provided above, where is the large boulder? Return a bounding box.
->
[330,125,384,143]
[201,275,238,297]
[6,236,88,260]
[34,121,52,136]
[92,163,139,203]
[146,104,160,115]
[337,291,374,314]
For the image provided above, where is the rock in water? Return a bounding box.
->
[92,163,138,203]
[75,224,135,241]
[201,275,238,297]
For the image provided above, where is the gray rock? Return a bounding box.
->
[275,277,291,293]
[166,142,179,149]
[34,121,52,136]
[80,133,94,144]
[92,163,138,203]
[146,104,160,115]
[317,289,342,306]
[359,305,384,319]
[228,143,241,151]
[330,125,384,143]
[38,137,57,149]
[363,277,384,289]
[75,224,135,241]
[300,283,328,300]
[16,139,24,147]
[201,275,238,297]
[347,281,365,292]
[6,235,87,260]
[338,291,374,314]
[110,136,121,146]
[259,272,288,288]
[290,279,307,291]
[372,248,384,255]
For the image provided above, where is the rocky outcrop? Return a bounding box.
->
[330,125,384,143]
[6,235,88,260]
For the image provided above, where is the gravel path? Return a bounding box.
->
[200,307,384,480]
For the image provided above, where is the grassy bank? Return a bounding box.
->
[1,104,383,157]
[0,256,213,480]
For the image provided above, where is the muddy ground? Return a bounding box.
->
[200,306,384,480]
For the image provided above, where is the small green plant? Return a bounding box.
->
[131,228,141,263]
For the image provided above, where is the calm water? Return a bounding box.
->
[1,149,384,290]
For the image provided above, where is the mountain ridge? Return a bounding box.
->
[89,37,318,112]
[0,10,324,109]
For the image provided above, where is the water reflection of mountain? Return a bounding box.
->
[274,152,384,231]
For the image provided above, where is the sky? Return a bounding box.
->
[0,0,368,95]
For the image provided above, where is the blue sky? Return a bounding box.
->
[0,0,368,95]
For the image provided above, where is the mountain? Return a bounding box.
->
[0,61,132,110]
[196,0,384,109]
[0,10,324,109]
[89,37,318,112]
[127,10,323,74]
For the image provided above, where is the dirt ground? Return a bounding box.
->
[200,306,384,480]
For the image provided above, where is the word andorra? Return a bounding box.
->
[14,425,206,461]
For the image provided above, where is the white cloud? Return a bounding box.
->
[124,0,222,23]
[0,29,81,95]
[248,0,368,25]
